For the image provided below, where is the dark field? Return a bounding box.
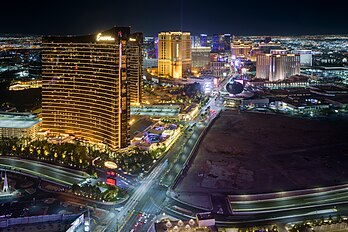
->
[176,111,348,195]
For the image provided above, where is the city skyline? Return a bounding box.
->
[1,3,348,231]
[1,0,348,36]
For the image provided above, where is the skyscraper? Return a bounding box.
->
[200,34,208,47]
[223,34,231,51]
[127,32,143,105]
[212,34,222,52]
[256,53,300,81]
[41,27,141,150]
[158,32,191,78]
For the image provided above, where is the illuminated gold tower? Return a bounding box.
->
[42,27,133,150]
[158,32,191,78]
[127,32,143,105]
[231,40,252,59]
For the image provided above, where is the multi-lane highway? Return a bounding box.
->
[105,88,348,231]
[0,157,88,185]
[101,99,221,231]
[112,160,168,231]
[4,74,348,231]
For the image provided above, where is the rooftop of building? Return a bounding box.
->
[310,84,348,93]
[191,47,211,52]
[269,88,312,95]
[130,117,155,138]
[180,103,199,114]
[196,212,214,220]
[0,112,41,129]
[282,96,328,108]
[42,26,132,44]
[249,75,310,83]
[325,95,348,104]
[158,31,191,36]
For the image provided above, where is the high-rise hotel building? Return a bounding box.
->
[42,27,143,150]
[256,51,300,82]
[127,32,143,105]
[231,40,253,59]
[158,32,191,78]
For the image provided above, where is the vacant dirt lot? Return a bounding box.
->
[176,111,348,194]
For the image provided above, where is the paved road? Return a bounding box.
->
[0,157,88,185]
[105,160,168,231]
[103,98,222,232]
[96,75,348,231]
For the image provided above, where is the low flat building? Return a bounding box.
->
[272,97,330,116]
[196,212,215,227]
[248,75,311,89]
[309,84,348,96]
[241,97,269,108]
[179,103,200,121]
[152,214,218,232]
[0,112,41,140]
[130,105,181,117]
[325,96,348,109]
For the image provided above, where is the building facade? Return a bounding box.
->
[158,32,191,78]
[191,47,210,68]
[256,53,300,81]
[231,40,252,59]
[293,50,313,66]
[41,27,140,150]
[0,112,41,140]
[127,32,143,105]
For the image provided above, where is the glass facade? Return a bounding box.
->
[41,27,136,150]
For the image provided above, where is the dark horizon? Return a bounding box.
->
[1,0,347,36]
[2,31,348,38]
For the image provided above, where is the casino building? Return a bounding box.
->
[158,32,191,78]
[127,32,144,105]
[256,52,300,82]
[42,27,143,150]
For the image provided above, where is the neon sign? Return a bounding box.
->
[106,178,116,186]
[96,33,115,42]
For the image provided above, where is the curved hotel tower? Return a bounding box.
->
[42,27,143,150]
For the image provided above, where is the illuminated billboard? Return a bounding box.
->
[106,178,117,186]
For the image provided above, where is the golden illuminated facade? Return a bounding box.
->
[158,32,191,78]
[127,32,143,105]
[42,27,137,150]
[231,40,252,59]
[256,53,300,82]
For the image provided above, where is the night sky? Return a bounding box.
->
[1,0,347,36]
